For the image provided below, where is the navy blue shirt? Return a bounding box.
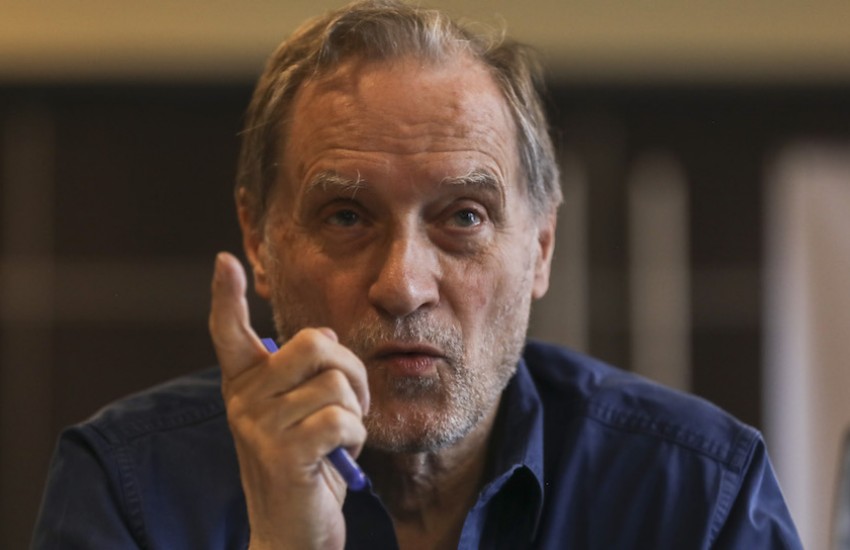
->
[33,342,802,548]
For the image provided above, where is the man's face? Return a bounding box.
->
[245,55,555,453]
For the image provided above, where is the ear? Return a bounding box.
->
[531,209,557,300]
[237,190,272,301]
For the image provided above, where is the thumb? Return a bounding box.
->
[209,252,266,379]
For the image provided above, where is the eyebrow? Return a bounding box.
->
[304,168,505,205]
[440,169,500,190]
[305,171,368,196]
[440,169,506,207]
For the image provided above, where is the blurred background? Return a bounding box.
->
[2,1,849,548]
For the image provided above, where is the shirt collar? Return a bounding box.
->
[492,358,545,482]
[477,357,545,537]
[344,356,547,548]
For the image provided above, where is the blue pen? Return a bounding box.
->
[260,337,368,491]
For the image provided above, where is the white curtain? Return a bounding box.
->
[628,151,690,391]
[765,143,850,550]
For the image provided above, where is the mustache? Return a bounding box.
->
[343,312,464,366]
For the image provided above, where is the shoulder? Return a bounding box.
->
[522,342,802,546]
[39,368,245,548]
[522,340,759,472]
[78,367,226,447]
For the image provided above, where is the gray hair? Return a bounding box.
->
[237,0,562,229]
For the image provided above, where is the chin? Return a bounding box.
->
[363,401,487,454]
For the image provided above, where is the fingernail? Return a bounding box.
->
[213,253,225,284]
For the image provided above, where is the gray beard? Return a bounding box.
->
[269,279,532,455]
[350,313,511,453]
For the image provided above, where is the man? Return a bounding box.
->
[34,1,802,548]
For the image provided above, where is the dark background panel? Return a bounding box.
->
[49,86,250,259]
[2,81,850,547]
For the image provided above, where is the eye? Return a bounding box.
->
[326,208,361,227]
[451,208,483,228]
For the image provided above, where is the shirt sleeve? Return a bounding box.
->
[710,435,803,549]
[32,426,143,549]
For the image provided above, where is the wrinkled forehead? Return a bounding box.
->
[276,54,522,199]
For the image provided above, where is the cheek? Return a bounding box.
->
[473,244,536,316]
[443,253,525,330]
[271,236,328,310]
[454,267,491,311]
[275,240,366,328]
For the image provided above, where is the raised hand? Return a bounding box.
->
[209,252,369,549]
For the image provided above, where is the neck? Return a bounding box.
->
[359,398,501,549]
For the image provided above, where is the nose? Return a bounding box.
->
[367,228,440,319]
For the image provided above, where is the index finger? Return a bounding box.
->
[209,252,267,379]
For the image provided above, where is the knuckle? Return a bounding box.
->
[290,328,327,356]
[224,393,249,423]
[320,369,349,394]
[315,405,349,435]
